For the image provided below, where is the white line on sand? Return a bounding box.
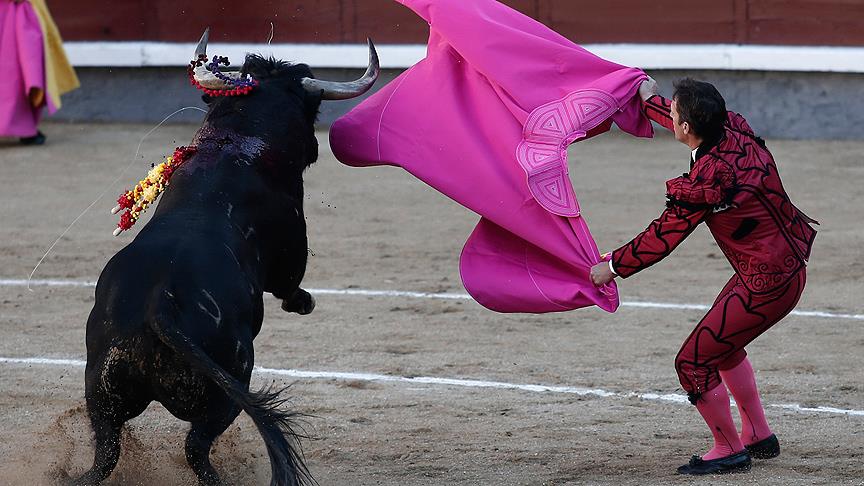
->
[1,356,861,417]
[4,278,863,321]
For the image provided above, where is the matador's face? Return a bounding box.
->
[670,98,689,145]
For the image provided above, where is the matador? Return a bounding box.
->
[591,78,817,475]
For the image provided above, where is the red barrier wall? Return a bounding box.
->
[48,0,864,46]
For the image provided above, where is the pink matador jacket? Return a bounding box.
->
[330,0,654,313]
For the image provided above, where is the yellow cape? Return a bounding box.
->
[29,0,79,110]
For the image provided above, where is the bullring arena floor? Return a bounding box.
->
[1,122,862,485]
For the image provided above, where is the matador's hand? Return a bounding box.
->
[590,261,616,287]
[638,77,659,101]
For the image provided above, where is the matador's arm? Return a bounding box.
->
[642,95,675,132]
[609,156,737,278]
[610,202,708,278]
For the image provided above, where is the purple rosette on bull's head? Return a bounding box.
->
[75,30,379,486]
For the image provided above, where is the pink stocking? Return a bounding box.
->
[695,385,745,460]
[720,357,773,445]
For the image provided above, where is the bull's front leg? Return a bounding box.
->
[280,287,315,315]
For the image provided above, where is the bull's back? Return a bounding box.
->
[96,234,260,328]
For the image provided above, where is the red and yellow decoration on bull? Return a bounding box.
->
[112,145,197,236]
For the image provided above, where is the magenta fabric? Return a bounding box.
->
[0,0,49,138]
[330,0,654,313]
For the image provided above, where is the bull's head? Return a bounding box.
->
[186,28,381,174]
[190,28,380,100]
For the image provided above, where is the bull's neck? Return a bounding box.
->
[161,124,305,227]
[191,126,268,166]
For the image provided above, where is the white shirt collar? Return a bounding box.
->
[691,147,699,162]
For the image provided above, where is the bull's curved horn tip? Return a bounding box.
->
[112,228,123,237]
[367,38,378,61]
[110,205,121,214]
[195,28,211,57]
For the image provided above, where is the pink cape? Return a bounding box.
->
[330,0,654,313]
[0,0,51,138]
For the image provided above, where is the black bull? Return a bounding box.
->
[72,36,379,486]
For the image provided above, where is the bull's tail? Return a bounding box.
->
[149,289,312,486]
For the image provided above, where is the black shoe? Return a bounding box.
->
[19,131,46,145]
[745,434,780,459]
[676,450,752,475]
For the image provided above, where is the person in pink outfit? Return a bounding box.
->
[0,0,79,145]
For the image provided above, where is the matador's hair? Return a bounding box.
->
[673,78,727,142]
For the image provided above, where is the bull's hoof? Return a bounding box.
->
[281,292,315,315]
[66,472,102,486]
[195,468,223,486]
[298,294,316,314]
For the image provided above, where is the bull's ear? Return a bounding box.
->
[201,93,214,105]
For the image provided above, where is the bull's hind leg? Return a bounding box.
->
[72,410,124,485]
[73,357,150,485]
[185,404,242,485]
[73,396,150,485]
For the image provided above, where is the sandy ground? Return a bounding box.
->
[0,121,862,485]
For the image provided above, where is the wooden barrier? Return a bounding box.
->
[48,0,864,46]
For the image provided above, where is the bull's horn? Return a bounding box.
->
[195,27,210,58]
[192,27,247,90]
[301,38,380,100]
